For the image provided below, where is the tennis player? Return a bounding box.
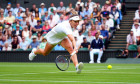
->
[29,10,83,74]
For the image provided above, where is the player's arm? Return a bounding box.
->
[67,34,77,51]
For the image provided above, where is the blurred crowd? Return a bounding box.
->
[0,0,125,51]
[126,5,140,50]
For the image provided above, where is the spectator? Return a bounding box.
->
[57,1,66,15]
[100,25,109,49]
[26,32,32,44]
[89,25,97,36]
[12,24,22,37]
[32,20,43,34]
[110,6,120,29]
[0,12,5,24]
[26,21,32,32]
[80,24,88,36]
[77,31,85,44]
[12,20,23,31]
[38,38,47,49]
[54,44,65,50]
[66,3,74,13]
[89,33,103,63]
[126,30,136,49]
[105,14,114,31]
[4,5,14,17]
[16,12,23,22]
[22,26,29,38]
[13,3,25,15]
[30,4,36,13]
[21,14,27,27]
[29,36,39,49]
[90,8,100,20]
[42,11,49,22]
[52,9,60,24]
[135,46,140,58]
[83,6,90,17]
[42,20,51,34]
[0,31,4,40]
[2,42,12,51]
[80,37,90,50]
[101,6,110,19]
[39,3,47,16]
[34,13,41,21]
[37,32,43,42]
[48,3,57,15]
[48,15,57,28]
[85,0,96,13]
[86,31,95,43]
[11,35,19,50]
[101,1,111,12]
[5,11,15,24]
[58,15,65,23]
[132,17,140,29]
[0,35,7,50]
[132,22,140,45]
[17,36,29,50]
[74,36,81,50]
[29,15,37,28]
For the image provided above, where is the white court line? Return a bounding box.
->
[0,79,139,84]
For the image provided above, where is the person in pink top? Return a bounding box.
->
[90,25,97,36]
[42,20,51,34]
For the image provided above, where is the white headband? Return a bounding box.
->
[69,16,81,21]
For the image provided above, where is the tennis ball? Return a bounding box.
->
[107,65,112,69]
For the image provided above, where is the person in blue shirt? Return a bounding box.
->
[89,33,103,63]
[29,36,39,49]
[83,6,91,17]
[32,20,43,34]
[54,44,65,50]
[100,25,109,49]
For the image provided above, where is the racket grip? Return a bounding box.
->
[71,51,76,56]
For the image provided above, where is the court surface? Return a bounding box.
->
[0,62,140,84]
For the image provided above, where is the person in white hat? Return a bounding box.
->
[29,10,83,74]
[39,3,47,16]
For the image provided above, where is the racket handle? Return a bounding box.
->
[71,51,76,56]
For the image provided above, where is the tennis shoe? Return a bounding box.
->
[76,62,84,74]
[29,48,37,61]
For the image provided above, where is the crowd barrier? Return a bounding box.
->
[0,50,137,63]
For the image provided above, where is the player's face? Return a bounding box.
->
[71,20,79,28]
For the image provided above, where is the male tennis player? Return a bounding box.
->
[29,10,83,74]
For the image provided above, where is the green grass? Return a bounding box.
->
[0,62,140,84]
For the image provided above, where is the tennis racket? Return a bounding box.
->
[55,51,76,71]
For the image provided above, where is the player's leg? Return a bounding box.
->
[29,43,55,61]
[60,38,78,67]
[60,38,83,73]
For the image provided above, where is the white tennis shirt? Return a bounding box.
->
[44,21,73,45]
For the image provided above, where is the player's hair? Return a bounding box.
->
[69,9,78,18]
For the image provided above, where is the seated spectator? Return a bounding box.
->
[12,20,23,31]
[17,36,29,50]
[126,30,136,49]
[37,32,43,42]
[5,11,15,24]
[58,15,65,23]
[22,26,29,38]
[12,24,22,37]
[2,42,12,51]
[105,14,114,32]
[57,1,66,15]
[32,20,43,34]
[132,22,140,45]
[85,0,96,13]
[30,4,36,13]
[16,12,23,22]
[101,1,111,12]
[42,21,51,34]
[38,38,47,49]
[77,31,85,44]
[11,35,19,50]
[74,36,81,50]
[80,37,90,50]
[66,3,73,13]
[100,25,109,49]
[115,0,122,20]
[39,3,47,16]
[4,5,14,17]
[90,8,100,20]
[0,35,7,50]
[29,15,37,28]
[52,9,60,24]
[86,31,95,43]
[21,14,27,27]
[83,6,91,17]
[132,17,140,29]
[135,46,140,58]
[48,3,57,15]
[29,36,39,49]
[26,32,32,44]
[0,12,5,24]
[13,3,25,15]
[101,6,110,19]
[89,33,103,63]
[42,12,49,22]
[54,44,65,50]
[90,25,97,36]
[110,6,120,30]
[80,24,88,36]
[48,15,57,28]
[34,13,41,21]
